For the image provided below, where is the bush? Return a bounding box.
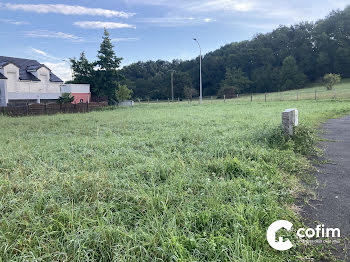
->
[116,84,133,102]
[323,73,341,90]
[267,125,317,156]
[57,93,74,104]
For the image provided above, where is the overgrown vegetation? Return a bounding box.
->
[267,125,317,156]
[1,100,350,261]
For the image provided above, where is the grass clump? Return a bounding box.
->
[267,125,317,156]
[207,157,251,179]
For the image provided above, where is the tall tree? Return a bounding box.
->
[281,56,307,90]
[94,29,123,103]
[70,52,94,85]
[220,67,252,94]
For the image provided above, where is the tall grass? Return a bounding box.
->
[0,100,350,261]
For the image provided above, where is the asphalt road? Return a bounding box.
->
[302,115,350,261]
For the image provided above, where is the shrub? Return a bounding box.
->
[57,93,74,104]
[116,84,133,102]
[323,73,341,90]
[267,125,317,156]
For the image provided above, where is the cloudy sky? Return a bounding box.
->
[0,0,348,81]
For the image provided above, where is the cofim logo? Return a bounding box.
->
[267,220,341,251]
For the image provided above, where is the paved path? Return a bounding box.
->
[303,115,350,260]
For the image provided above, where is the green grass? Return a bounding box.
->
[1,99,350,261]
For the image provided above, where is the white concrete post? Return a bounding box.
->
[282,109,298,136]
[0,81,8,106]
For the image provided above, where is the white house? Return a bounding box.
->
[0,56,90,106]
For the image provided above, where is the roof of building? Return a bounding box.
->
[0,72,7,79]
[0,56,63,82]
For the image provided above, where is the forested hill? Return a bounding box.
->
[120,6,350,100]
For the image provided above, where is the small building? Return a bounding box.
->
[61,84,91,104]
[0,56,90,106]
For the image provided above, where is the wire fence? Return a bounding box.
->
[132,87,350,105]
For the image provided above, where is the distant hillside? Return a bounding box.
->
[120,6,350,100]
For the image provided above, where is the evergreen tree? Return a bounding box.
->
[96,29,122,71]
[94,29,123,103]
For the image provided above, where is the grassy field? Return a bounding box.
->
[1,99,350,261]
[234,79,350,102]
[140,79,350,104]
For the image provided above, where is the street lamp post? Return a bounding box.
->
[170,70,175,102]
[193,38,202,104]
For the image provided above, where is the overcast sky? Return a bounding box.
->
[0,0,348,81]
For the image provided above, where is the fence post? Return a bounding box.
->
[334,89,336,99]
[251,94,253,102]
[168,98,170,104]
[86,102,88,112]
[211,96,213,103]
[148,98,150,104]
[157,99,159,103]
[282,109,298,136]
[188,98,190,104]
[315,89,317,100]
[224,95,226,103]
[265,92,267,102]
[297,92,299,101]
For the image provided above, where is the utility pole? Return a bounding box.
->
[171,71,174,102]
[193,38,202,104]
[169,70,175,102]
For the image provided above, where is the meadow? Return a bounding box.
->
[235,79,350,102]
[1,97,350,261]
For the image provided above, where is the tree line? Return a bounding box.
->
[70,6,350,101]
